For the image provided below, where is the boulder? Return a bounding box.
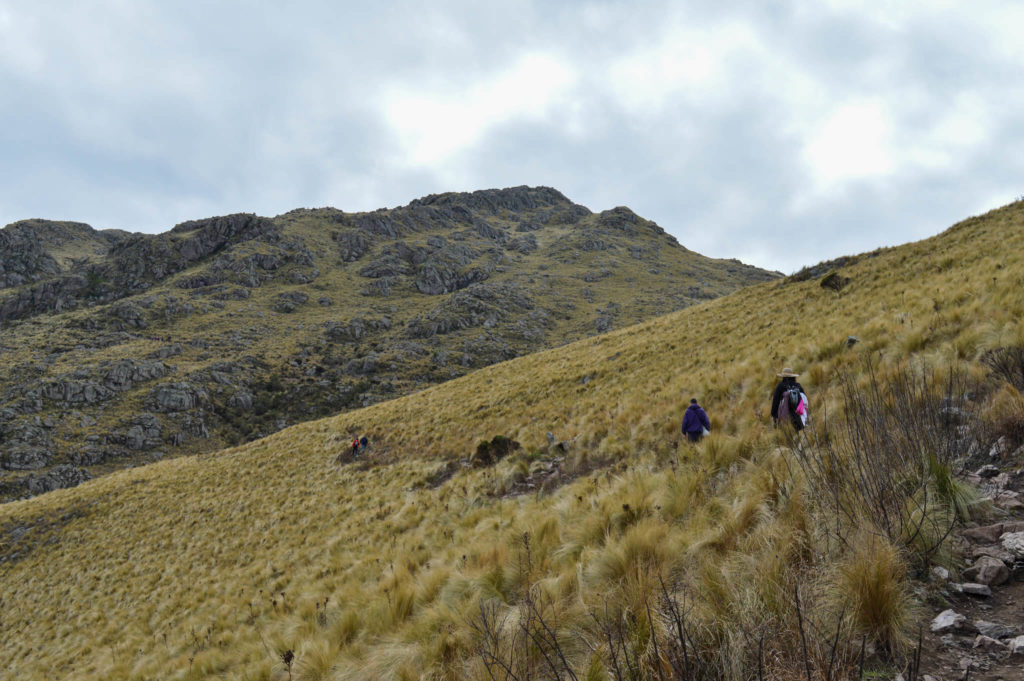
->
[1009,636,1024,657]
[963,522,1020,544]
[962,555,1010,586]
[971,544,1015,566]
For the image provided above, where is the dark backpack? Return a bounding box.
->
[777,386,803,428]
[786,387,801,411]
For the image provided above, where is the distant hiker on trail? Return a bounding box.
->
[359,436,369,452]
[772,368,808,431]
[681,398,711,443]
[351,438,360,457]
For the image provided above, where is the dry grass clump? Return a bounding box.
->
[3,200,1024,679]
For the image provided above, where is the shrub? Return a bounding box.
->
[472,436,521,467]
[792,361,981,567]
[980,345,1024,390]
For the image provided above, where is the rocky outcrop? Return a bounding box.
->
[409,186,572,215]
[0,422,54,470]
[150,382,209,412]
[108,414,163,451]
[41,360,171,404]
[0,226,61,287]
[334,231,371,262]
[324,318,392,342]
[272,291,309,313]
[25,464,91,495]
[406,283,536,339]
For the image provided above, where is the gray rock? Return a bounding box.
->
[971,544,1015,566]
[952,582,992,597]
[988,436,1010,458]
[1002,531,1024,559]
[972,635,1004,651]
[931,609,966,633]
[318,296,333,306]
[974,620,1016,639]
[975,464,1000,478]
[930,565,950,582]
[963,523,1011,544]
[1009,635,1024,656]
[962,555,1010,586]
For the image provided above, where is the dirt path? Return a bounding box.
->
[918,462,1024,680]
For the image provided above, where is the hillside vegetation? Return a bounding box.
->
[0,186,775,501]
[2,201,1024,680]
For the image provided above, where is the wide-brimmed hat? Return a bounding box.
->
[777,367,800,377]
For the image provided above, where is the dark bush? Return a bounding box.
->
[981,345,1024,391]
[472,435,521,467]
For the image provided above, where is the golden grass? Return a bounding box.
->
[2,200,1024,679]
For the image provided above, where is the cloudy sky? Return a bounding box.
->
[1,1,1021,272]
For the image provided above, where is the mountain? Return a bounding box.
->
[0,186,777,500]
[2,199,1021,680]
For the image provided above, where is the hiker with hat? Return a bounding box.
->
[771,368,808,431]
[681,398,711,443]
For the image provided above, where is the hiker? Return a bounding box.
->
[350,438,360,457]
[681,398,711,443]
[771,368,808,431]
[359,435,369,452]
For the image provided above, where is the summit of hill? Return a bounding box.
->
[2,198,1024,680]
[0,186,776,501]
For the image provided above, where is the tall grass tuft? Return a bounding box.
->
[830,533,916,657]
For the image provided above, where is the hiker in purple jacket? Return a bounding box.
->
[681,398,711,443]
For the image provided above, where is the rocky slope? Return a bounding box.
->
[0,186,777,501]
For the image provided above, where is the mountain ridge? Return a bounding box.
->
[0,185,777,501]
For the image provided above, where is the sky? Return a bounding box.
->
[1,1,1022,273]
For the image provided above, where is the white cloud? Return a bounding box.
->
[382,52,577,168]
[802,99,894,189]
[607,20,763,116]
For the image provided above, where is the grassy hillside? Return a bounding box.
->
[2,201,1023,680]
[0,187,775,501]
